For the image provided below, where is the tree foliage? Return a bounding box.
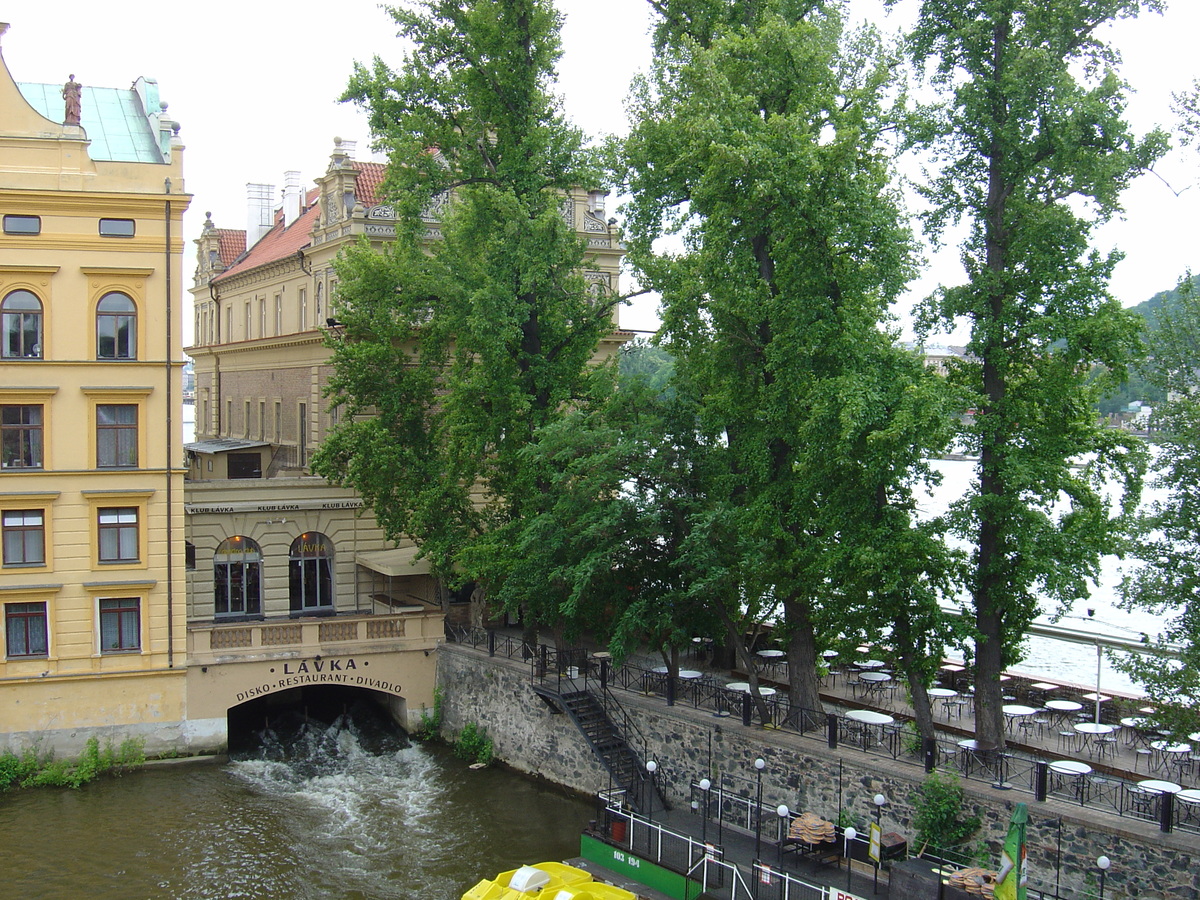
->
[904,0,1165,746]
[1119,275,1200,738]
[315,0,620,622]
[620,0,960,719]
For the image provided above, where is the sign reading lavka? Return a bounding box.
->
[235,656,402,703]
[185,499,363,515]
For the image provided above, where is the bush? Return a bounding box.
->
[912,771,981,855]
[0,736,146,792]
[415,687,444,741]
[453,721,494,766]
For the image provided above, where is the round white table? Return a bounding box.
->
[1045,700,1083,713]
[1137,779,1182,794]
[1003,704,1038,716]
[1049,759,1092,802]
[725,682,776,697]
[845,709,895,751]
[651,666,702,678]
[757,649,785,659]
[846,709,894,726]
[856,659,886,670]
[1049,760,1091,776]
[821,649,839,659]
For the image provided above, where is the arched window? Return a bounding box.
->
[214,536,262,617]
[289,532,334,613]
[2,290,42,359]
[97,292,136,359]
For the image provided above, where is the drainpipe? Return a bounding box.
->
[164,179,175,669]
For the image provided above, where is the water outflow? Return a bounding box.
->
[222,703,458,899]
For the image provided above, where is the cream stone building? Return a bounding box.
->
[184,138,626,747]
[0,24,191,754]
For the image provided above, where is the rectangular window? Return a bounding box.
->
[259,401,266,439]
[227,452,262,479]
[97,404,138,467]
[3,215,41,235]
[244,302,251,340]
[224,307,231,344]
[298,402,307,465]
[274,294,283,334]
[299,287,307,329]
[259,299,266,338]
[5,602,47,658]
[1,405,43,469]
[244,400,251,438]
[98,218,135,237]
[2,510,45,566]
[225,400,232,436]
[274,402,281,441]
[98,507,138,563]
[99,598,140,652]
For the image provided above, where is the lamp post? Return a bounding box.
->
[753,758,765,861]
[1097,855,1111,900]
[646,760,657,827]
[699,777,711,846]
[844,826,857,892]
[873,793,888,895]
[776,804,789,866]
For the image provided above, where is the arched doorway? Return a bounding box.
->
[289,531,334,614]
[214,536,262,617]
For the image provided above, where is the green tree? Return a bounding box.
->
[903,0,1165,746]
[620,0,958,719]
[1119,275,1200,738]
[315,0,622,637]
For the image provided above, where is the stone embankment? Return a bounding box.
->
[437,642,1200,900]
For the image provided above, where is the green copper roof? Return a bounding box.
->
[16,81,166,164]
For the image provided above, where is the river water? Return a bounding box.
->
[0,710,593,900]
[921,458,1165,695]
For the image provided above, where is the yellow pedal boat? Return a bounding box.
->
[462,861,638,900]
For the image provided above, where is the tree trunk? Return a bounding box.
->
[782,596,824,720]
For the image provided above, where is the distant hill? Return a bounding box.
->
[1127,272,1200,326]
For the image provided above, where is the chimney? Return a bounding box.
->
[282,171,302,227]
[245,182,275,247]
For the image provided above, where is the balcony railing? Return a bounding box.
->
[188,607,442,664]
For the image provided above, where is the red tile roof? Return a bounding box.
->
[351,161,387,207]
[214,202,318,283]
[214,229,246,268]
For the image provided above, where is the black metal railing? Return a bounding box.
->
[447,629,1200,838]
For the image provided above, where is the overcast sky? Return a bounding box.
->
[3,0,1197,340]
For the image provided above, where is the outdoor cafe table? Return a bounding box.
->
[1045,699,1083,726]
[651,666,703,679]
[956,739,1003,777]
[856,659,887,670]
[1177,789,1200,825]
[1002,704,1038,733]
[725,682,776,697]
[1049,760,1093,803]
[1073,722,1115,756]
[856,670,891,700]
[1137,779,1182,794]
[845,709,895,751]
[1151,740,1192,775]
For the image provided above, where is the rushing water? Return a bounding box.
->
[0,709,594,900]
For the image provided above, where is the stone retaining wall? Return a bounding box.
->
[438,643,1198,900]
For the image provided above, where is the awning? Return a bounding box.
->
[184,438,271,454]
[356,546,433,577]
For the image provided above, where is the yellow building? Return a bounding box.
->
[184,139,626,746]
[0,24,191,754]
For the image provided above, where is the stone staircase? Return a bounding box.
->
[533,684,664,816]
